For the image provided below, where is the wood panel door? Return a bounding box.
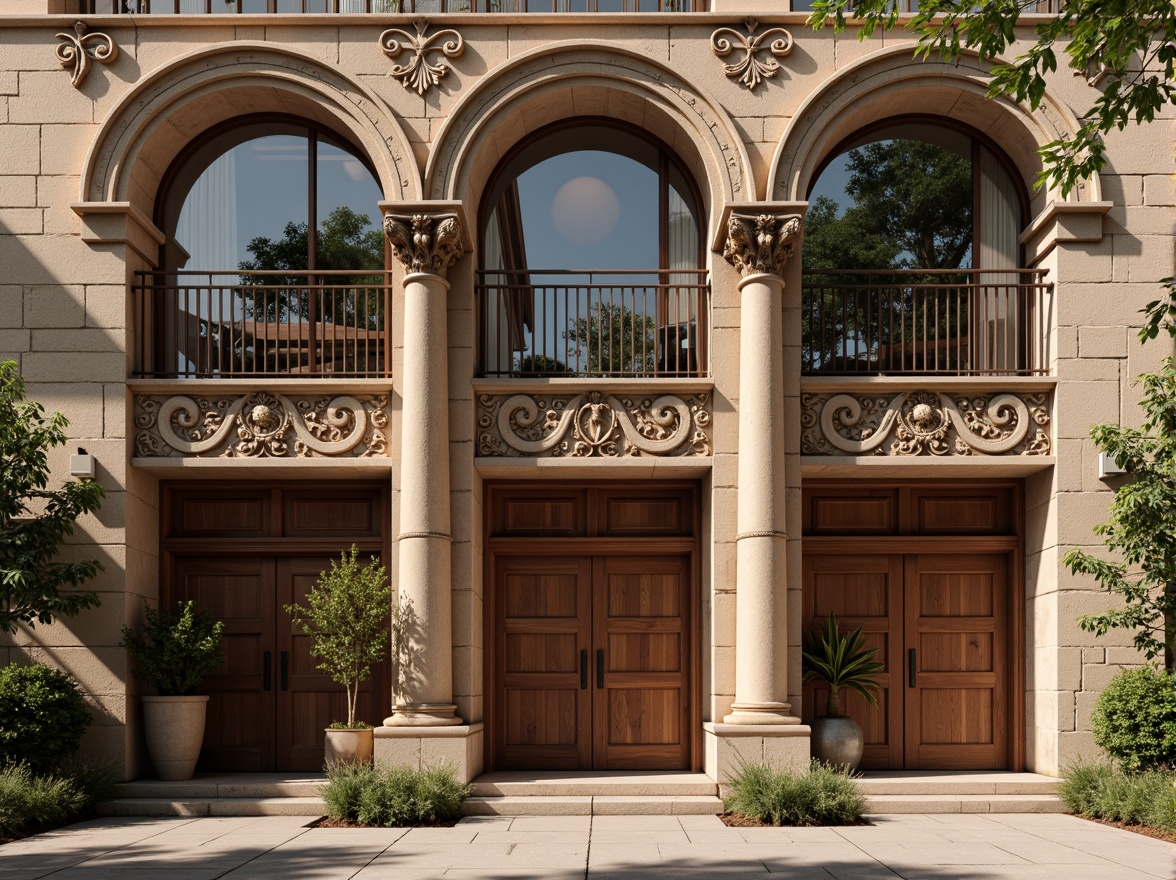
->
[492,552,691,771]
[171,555,388,772]
[801,551,1009,770]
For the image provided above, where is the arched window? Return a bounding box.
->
[801,119,1044,375]
[141,119,388,378]
[477,122,705,378]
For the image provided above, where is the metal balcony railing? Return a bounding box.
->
[84,1,694,13]
[801,268,1051,376]
[477,269,708,378]
[133,269,392,378]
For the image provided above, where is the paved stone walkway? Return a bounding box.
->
[0,813,1172,879]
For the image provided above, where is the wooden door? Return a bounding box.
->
[492,552,690,770]
[905,553,1008,769]
[595,555,691,769]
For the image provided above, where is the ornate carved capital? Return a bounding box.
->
[55,22,117,89]
[134,391,389,459]
[800,389,1052,457]
[478,390,711,459]
[383,212,464,277]
[379,18,464,96]
[722,212,802,277]
[710,18,794,91]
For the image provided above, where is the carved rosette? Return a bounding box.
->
[478,391,711,458]
[379,18,464,95]
[55,22,118,88]
[384,213,464,277]
[134,392,389,459]
[710,18,794,91]
[800,390,1052,457]
[723,212,803,277]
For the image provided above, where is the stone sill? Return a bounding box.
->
[801,375,1056,393]
[374,722,484,739]
[129,378,394,395]
[473,377,714,394]
[476,457,710,478]
[703,722,812,737]
[130,457,392,478]
[801,455,1056,478]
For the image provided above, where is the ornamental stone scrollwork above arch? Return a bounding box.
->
[478,391,711,459]
[134,391,389,459]
[380,18,464,96]
[55,22,118,89]
[800,390,1051,457]
[710,18,794,92]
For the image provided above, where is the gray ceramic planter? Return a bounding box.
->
[809,715,865,771]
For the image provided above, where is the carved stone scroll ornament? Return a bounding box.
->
[384,213,464,276]
[722,212,803,278]
[710,18,794,91]
[134,392,389,459]
[55,22,118,89]
[800,390,1051,457]
[379,18,464,96]
[478,391,711,458]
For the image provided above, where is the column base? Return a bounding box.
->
[384,703,463,727]
[722,702,801,725]
[703,722,811,791]
[373,722,484,783]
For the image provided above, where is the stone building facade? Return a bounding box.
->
[0,0,1172,782]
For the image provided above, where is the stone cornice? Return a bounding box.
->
[1021,200,1112,263]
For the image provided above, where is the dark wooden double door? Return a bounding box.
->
[163,484,390,772]
[494,552,691,771]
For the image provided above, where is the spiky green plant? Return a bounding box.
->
[801,614,884,717]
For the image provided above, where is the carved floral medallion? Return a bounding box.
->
[135,392,389,459]
[478,391,711,458]
[800,390,1051,457]
[710,18,794,91]
[379,18,464,96]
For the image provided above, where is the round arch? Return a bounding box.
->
[80,43,421,215]
[424,43,754,245]
[769,45,1100,213]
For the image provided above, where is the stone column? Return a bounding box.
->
[383,211,464,727]
[722,211,803,726]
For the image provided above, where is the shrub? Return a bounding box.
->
[724,760,866,826]
[1091,665,1176,772]
[1060,759,1176,834]
[121,600,225,696]
[323,762,470,827]
[0,663,92,774]
[0,762,114,837]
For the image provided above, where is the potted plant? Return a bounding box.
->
[285,545,391,766]
[802,613,884,772]
[121,600,224,781]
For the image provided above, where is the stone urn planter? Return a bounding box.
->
[324,727,375,766]
[802,613,884,773]
[142,695,210,781]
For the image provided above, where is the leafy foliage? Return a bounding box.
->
[0,361,105,634]
[566,303,657,376]
[1063,360,1176,666]
[1091,666,1176,772]
[802,614,885,717]
[0,762,113,838]
[323,762,470,827]
[0,664,91,774]
[120,601,225,697]
[724,760,866,826]
[1060,759,1176,834]
[284,546,390,728]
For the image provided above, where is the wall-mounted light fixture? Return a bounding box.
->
[1098,451,1126,480]
[69,448,95,480]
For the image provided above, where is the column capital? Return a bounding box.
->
[381,201,471,277]
[721,210,804,278]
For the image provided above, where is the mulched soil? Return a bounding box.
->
[720,812,871,828]
[309,816,461,829]
[0,816,87,845]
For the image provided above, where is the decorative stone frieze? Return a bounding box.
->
[384,213,464,276]
[477,391,712,458]
[55,22,117,88]
[134,391,389,459]
[722,212,803,277]
[800,390,1052,457]
[380,18,464,96]
[710,18,794,91]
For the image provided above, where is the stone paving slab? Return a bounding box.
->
[0,813,1171,880]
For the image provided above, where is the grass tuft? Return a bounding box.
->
[724,759,866,826]
[0,761,114,838]
[323,762,470,827]
[1059,758,1176,835]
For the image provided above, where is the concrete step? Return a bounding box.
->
[856,771,1060,796]
[112,774,327,800]
[462,795,725,816]
[99,796,326,817]
[864,794,1066,814]
[469,771,718,798]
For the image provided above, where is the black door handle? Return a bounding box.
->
[580,650,588,689]
[280,651,289,691]
[908,648,916,688]
[263,651,272,691]
[596,649,604,689]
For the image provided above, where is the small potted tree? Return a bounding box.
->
[285,545,391,765]
[802,613,884,771]
[121,600,224,781]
